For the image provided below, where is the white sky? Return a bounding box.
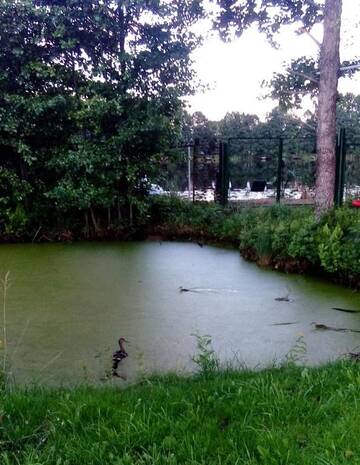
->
[186,1,360,121]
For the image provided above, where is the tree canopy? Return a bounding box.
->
[0,0,203,235]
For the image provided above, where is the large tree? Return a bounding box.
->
[214,0,347,214]
[0,0,203,234]
[315,0,342,214]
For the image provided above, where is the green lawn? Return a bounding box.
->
[2,363,360,464]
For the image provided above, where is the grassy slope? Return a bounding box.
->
[2,363,360,464]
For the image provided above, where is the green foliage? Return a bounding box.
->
[318,224,343,273]
[4,206,29,236]
[214,1,323,43]
[266,57,319,111]
[285,334,308,365]
[191,334,219,375]
[0,0,203,236]
[287,217,319,263]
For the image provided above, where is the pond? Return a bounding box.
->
[1,241,360,385]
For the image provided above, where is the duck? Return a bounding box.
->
[112,337,129,377]
[179,286,190,292]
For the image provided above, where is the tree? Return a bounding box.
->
[315,0,342,214]
[213,0,351,214]
[0,0,203,234]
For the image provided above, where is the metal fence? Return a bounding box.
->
[343,136,360,201]
[154,146,190,196]
[153,129,360,206]
[227,136,316,205]
[153,141,220,202]
[154,135,316,205]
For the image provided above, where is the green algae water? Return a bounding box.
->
[1,241,360,385]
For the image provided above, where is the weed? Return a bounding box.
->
[191,333,219,375]
[285,334,308,365]
[0,271,10,381]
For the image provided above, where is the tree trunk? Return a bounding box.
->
[129,202,133,227]
[315,0,342,217]
[117,1,127,92]
[107,207,111,228]
[84,211,90,238]
[117,197,122,221]
[90,206,100,234]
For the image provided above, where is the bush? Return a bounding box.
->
[4,205,29,236]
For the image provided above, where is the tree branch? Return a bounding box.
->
[288,68,319,84]
[297,26,321,48]
[299,119,316,132]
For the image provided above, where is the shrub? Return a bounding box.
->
[318,224,343,273]
[4,205,29,236]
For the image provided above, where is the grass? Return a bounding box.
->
[1,362,360,464]
[0,272,10,386]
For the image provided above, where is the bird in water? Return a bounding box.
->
[179,286,190,292]
[112,337,129,378]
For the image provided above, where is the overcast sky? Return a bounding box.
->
[186,1,360,121]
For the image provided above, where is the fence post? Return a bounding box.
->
[187,144,192,200]
[276,138,283,203]
[216,141,223,204]
[334,133,340,205]
[222,142,229,206]
[218,141,229,206]
[339,128,346,205]
[193,138,199,203]
[334,128,347,206]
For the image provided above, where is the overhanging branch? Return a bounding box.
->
[288,69,319,84]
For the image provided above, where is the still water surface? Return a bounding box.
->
[1,241,360,385]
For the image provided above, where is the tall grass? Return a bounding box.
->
[2,362,360,464]
[1,271,10,374]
